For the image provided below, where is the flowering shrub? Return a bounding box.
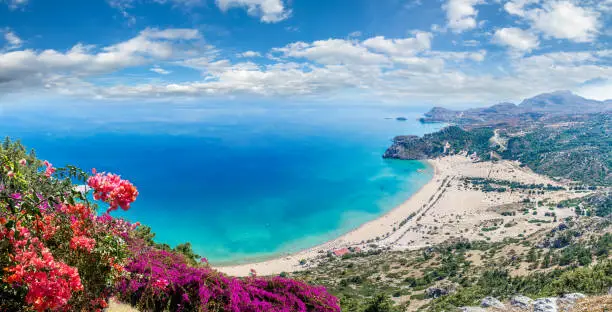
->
[116,248,341,312]
[0,139,134,311]
[1,138,340,312]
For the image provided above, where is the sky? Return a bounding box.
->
[0,0,611,107]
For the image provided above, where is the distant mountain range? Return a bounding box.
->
[419,91,612,126]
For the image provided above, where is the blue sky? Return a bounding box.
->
[1,0,611,107]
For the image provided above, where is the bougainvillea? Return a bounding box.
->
[1,138,340,312]
[116,248,340,312]
[3,226,83,312]
[87,172,138,213]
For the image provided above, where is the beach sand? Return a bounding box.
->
[217,155,587,277]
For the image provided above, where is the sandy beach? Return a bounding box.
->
[217,155,587,277]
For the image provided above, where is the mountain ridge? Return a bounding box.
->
[419,91,611,125]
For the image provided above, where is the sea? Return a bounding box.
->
[0,102,442,264]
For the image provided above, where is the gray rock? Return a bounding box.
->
[534,297,558,312]
[425,283,456,298]
[510,295,533,309]
[459,307,486,312]
[608,286,612,295]
[561,293,586,303]
[558,293,586,310]
[480,296,505,309]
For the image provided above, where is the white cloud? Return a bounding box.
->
[576,79,612,101]
[505,0,601,43]
[85,47,611,105]
[150,65,171,74]
[492,27,539,52]
[362,31,432,56]
[237,50,262,58]
[215,0,290,23]
[503,0,539,16]
[443,0,484,33]
[2,29,23,50]
[0,28,200,92]
[1,24,610,106]
[529,1,600,42]
[272,39,389,66]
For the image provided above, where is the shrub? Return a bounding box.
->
[116,248,340,311]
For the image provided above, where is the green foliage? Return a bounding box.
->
[363,294,398,312]
[501,114,611,185]
[428,261,612,311]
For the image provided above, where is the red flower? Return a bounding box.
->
[87,173,138,213]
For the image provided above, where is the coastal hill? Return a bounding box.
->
[418,91,611,126]
[385,92,611,186]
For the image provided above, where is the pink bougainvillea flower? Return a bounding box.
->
[7,171,15,178]
[87,172,138,213]
[4,226,84,312]
[70,235,96,253]
[19,159,27,166]
[43,161,56,178]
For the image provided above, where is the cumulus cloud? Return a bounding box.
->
[492,27,539,52]
[362,31,432,56]
[150,65,171,74]
[1,24,611,105]
[215,0,290,23]
[443,0,484,32]
[2,29,23,50]
[529,1,600,42]
[272,39,390,66]
[0,28,201,92]
[505,0,601,43]
[237,51,262,58]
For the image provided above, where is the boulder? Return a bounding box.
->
[534,297,558,312]
[480,296,505,309]
[425,283,456,298]
[459,307,486,312]
[561,293,586,303]
[510,295,533,309]
[558,293,586,308]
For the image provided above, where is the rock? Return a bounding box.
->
[459,307,486,312]
[558,293,586,308]
[534,297,558,312]
[510,295,533,309]
[608,286,612,295]
[425,283,456,298]
[561,293,586,303]
[480,296,505,309]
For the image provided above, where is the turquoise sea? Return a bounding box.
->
[1,103,442,264]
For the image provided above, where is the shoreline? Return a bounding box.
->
[216,159,443,277]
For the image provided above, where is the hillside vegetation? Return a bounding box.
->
[385,113,611,186]
[292,216,611,311]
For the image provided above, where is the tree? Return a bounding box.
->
[364,294,396,312]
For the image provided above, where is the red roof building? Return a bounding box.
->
[332,248,350,257]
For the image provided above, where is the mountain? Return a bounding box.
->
[419,91,611,125]
[519,90,605,113]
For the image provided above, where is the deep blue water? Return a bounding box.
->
[0,104,442,264]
